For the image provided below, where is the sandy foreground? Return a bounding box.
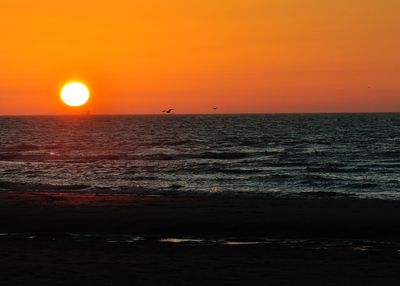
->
[0,191,400,285]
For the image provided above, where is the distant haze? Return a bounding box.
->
[0,0,399,115]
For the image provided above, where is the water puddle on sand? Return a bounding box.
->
[159,238,271,246]
[105,237,144,243]
[223,241,264,246]
[159,238,207,244]
[352,246,372,252]
[0,233,400,253]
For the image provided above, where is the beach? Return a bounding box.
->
[1,192,400,285]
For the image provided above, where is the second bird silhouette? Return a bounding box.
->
[163,109,174,114]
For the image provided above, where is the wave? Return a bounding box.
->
[378,150,400,158]
[306,166,369,173]
[345,183,380,189]
[299,175,341,185]
[0,153,18,160]
[361,163,400,169]
[192,152,254,160]
[294,191,355,198]
[259,161,308,167]
[2,144,41,151]
[191,167,263,174]
[0,181,90,192]
[0,151,256,162]
[126,151,257,161]
[138,139,203,147]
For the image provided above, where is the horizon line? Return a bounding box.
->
[0,111,399,117]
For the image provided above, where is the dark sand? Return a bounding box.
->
[1,191,400,285]
[2,191,400,239]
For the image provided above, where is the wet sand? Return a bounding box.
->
[1,191,400,285]
[2,191,400,239]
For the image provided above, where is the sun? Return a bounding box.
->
[61,82,90,107]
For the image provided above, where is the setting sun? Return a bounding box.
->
[61,82,90,107]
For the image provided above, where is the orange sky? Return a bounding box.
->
[1,0,399,114]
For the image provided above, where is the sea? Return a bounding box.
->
[0,113,399,200]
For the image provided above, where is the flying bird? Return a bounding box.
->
[163,109,174,113]
[213,107,218,110]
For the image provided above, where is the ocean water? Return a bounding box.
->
[0,114,399,199]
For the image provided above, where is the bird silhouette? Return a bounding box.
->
[213,107,218,110]
[163,109,174,113]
